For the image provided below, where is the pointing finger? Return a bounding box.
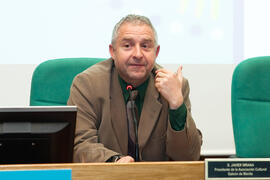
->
[176,65,183,79]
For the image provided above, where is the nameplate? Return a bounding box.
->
[205,158,270,179]
[0,169,71,180]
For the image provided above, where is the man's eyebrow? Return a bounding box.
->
[120,38,133,42]
[141,39,154,43]
[120,38,154,43]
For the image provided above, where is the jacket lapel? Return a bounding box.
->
[110,66,128,155]
[138,73,162,152]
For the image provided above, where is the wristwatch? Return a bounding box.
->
[106,155,121,162]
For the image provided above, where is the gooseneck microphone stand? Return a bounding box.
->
[127,85,139,162]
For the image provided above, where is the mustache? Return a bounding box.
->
[128,58,147,66]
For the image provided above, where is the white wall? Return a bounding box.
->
[0,0,239,64]
[0,65,34,106]
[0,0,269,155]
[244,0,270,58]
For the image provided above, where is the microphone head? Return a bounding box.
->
[126,85,133,91]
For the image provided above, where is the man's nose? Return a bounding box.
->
[133,45,143,59]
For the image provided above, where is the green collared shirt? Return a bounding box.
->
[118,75,187,131]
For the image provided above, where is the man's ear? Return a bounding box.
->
[155,45,160,57]
[109,44,115,59]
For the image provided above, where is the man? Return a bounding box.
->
[68,14,202,163]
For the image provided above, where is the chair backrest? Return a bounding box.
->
[30,57,106,106]
[231,56,270,157]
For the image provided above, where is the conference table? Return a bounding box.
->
[0,161,205,180]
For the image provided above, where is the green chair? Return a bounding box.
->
[231,56,270,158]
[30,57,106,106]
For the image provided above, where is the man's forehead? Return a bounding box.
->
[120,21,150,28]
[119,22,153,34]
[117,23,155,40]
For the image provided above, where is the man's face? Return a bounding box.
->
[109,22,160,87]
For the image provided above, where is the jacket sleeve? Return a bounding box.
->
[166,78,202,160]
[67,73,120,162]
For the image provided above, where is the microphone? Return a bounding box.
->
[126,85,133,91]
[126,85,139,162]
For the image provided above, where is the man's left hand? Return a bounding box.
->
[155,66,184,109]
